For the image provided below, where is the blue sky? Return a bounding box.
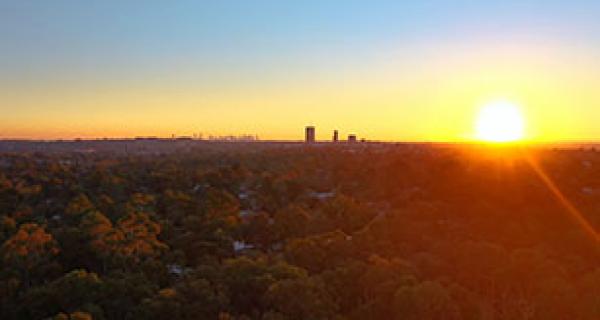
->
[3,0,597,78]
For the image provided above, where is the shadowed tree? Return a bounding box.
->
[263,276,338,320]
[393,281,461,320]
[1,223,59,288]
[79,211,124,271]
[117,211,167,263]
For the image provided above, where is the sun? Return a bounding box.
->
[475,101,525,142]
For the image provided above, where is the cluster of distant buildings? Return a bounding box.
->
[134,134,259,142]
[305,126,364,143]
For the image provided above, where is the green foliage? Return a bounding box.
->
[0,146,599,319]
[17,269,103,319]
[264,277,338,320]
[393,281,460,320]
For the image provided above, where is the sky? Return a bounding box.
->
[1,0,599,141]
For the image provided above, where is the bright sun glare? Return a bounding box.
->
[475,101,525,142]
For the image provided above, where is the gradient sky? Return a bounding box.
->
[1,0,599,141]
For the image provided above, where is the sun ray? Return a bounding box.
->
[523,150,600,246]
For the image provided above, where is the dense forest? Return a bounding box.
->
[0,143,599,319]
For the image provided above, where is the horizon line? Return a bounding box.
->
[1,137,600,145]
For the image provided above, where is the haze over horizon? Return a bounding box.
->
[2,1,600,141]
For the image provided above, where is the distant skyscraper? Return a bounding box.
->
[333,130,339,142]
[348,134,357,143]
[305,126,315,143]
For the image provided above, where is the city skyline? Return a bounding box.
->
[2,1,600,142]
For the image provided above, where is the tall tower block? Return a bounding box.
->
[305,126,316,143]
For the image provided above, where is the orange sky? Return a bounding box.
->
[2,1,600,141]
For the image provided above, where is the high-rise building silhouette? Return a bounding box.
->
[333,130,339,142]
[305,126,315,143]
[348,134,357,143]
